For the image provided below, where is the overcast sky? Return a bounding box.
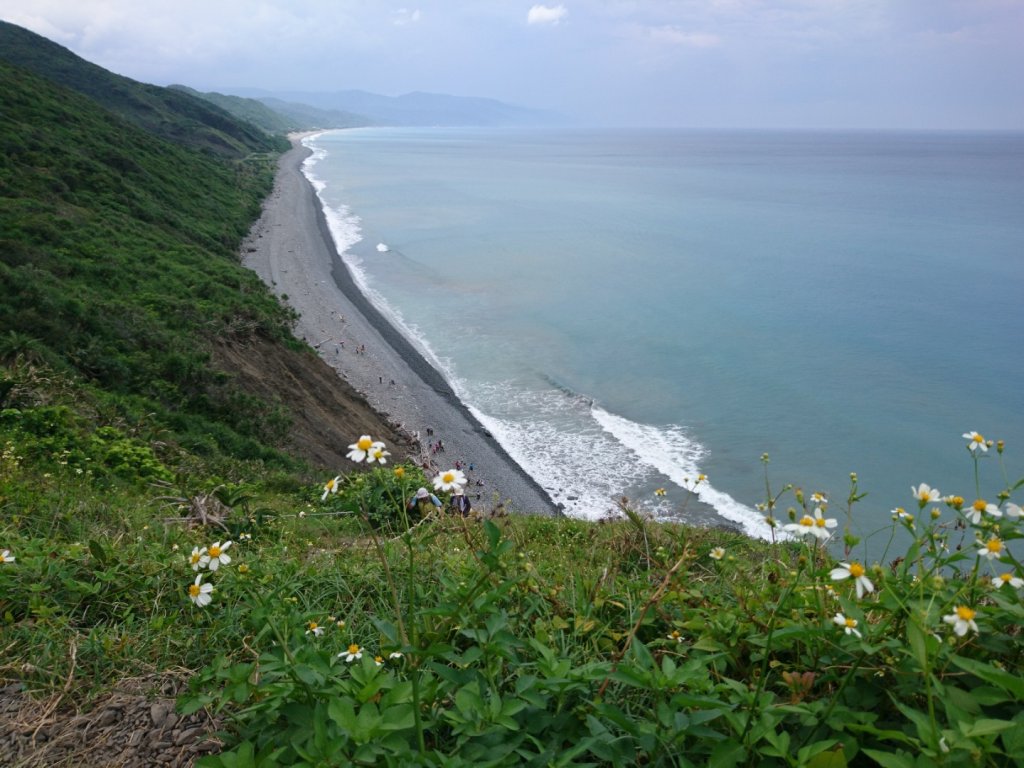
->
[4,0,1023,129]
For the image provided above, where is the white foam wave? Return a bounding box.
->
[299,132,771,539]
[300,134,456,380]
[591,407,774,539]
[454,383,663,519]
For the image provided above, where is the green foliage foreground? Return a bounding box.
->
[2,432,1023,767]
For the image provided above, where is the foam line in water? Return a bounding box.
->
[591,407,775,540]
[301,136,456,379]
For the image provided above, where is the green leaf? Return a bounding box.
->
[958,718,1014,739]
[905,617,929,670]
[484,519,501,550]
[708,740,745,768]
[894,700,935,745]
[380,703,415,732]
[88,539,108,565]
[950,656,1024,699]
[802,743,848,768]
[861,749,915,768]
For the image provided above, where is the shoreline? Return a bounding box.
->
[242,136,560,517]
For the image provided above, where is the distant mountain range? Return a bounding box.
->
[226,88,564,128]
[0,18,563,147]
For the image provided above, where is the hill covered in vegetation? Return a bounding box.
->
[0,48,404,476]
[0,21,287,158]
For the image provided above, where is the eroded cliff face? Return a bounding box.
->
[211,335,413,470]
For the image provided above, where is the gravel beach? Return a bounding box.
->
[241,136,559,517]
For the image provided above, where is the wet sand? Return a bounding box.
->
[241,136,559,517]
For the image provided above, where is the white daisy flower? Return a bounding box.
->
[832,613,862,638]
[368,445,391,464]
[992,572,1024,589]
[709,547,726,561]
[810,492,828,505]
[188,546,209,572]
[943,606,979,637]
[432,468,467,492]
[966,499,1001,525]
[912,483,941,506]
[322,475,341,501]
[962,431,988,452]
[340,644,363,662]
[784,507,837,541]
[347,436,385,463]
[1004,503,1022,519]
[388,651,404,660]
[1,549,14,563]
[206,541,232,571]
[829,562,875,599]
[188,575,213,607]
[305,621,324,637]
[978,537,1005,561]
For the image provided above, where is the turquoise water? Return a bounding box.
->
[303,127,1024,554]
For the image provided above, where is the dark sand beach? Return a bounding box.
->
[242,136,559,516]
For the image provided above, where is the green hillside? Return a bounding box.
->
[0,53,400,476]
[0,20,286,158]
[169,84,304,135]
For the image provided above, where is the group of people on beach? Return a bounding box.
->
[406,485,472,517]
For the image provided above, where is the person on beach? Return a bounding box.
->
[407,487,441,520]
[450,488,472,517]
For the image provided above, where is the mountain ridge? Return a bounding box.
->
[0,20,286,157]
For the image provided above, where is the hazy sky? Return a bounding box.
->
[4,0,1023,129]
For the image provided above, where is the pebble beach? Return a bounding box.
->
[241,136,559,517]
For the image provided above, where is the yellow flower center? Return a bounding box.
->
[308,622,318,631]
[209,545,221,557]
[956,606,976,621]
[986,538,1004,554]
[189,584,200,597]
[443,472,455,483]
[358,437,372,450]
[849,563,865,578]
[375,656,383,663]
[845,618,858,629]
[950,496,964,509]
[669,630,681,640]
[973,433,985,444]
[973,499,987,513]
[190,553,201,564]
[999,573,1013,583]
[348,644,360,655]
[799,515,814,527]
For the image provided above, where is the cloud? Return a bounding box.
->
[391,8,421,26]
[642,25,720,48]
[527,4,568,26]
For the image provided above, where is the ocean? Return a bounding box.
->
[301,127,1024,557]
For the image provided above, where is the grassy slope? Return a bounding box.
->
[0,57,404,471]
[169,84,304,135]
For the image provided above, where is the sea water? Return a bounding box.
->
[302,127,1024,556]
